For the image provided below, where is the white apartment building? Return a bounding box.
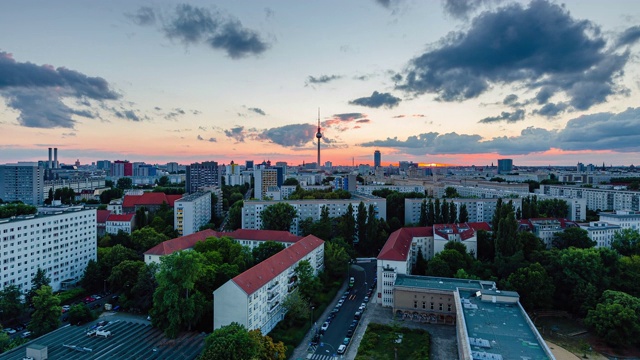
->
[0,207,96,291]
[43,177,106,202]
[404,198,522,226]
[599,210,640,231]
[174,191,211,236]
[539,184,640,212]
[144,229,302,265]
[105,213,135,235]
[0,162,45,205]
[356,185,425,196]
[580,221,621,248]
[213,235,324,334]
[242,198,387,236]
[518,218,579,248]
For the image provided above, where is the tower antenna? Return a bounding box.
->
[316,108,322,169]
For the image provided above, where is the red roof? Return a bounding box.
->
[123,193,182,208]
[232,235,324,295]
[468,222,491,232]
[377,227,433,261]
[106,213,135,222]
[96,210,111,224]
[144,229,303,256]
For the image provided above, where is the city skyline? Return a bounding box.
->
[2,0,640,167]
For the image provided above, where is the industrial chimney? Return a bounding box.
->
[48,148,52,169]
[54,148,58,169]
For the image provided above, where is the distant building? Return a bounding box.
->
[497,159,513,174]
[598,210,640,231]
[404,198,520,225]
[166,162,179,173]
[254,168,281,200]
[213,235,324,334]
[96,209,111,237]
[106,213,135,235]
[580,221,621,248]
[186,161,220,194]
[174,191,211,236]
[111,160,133,177]
[334,174,356,192]
[97,160,111,171]
[374,150,381,168]
[122,192,182,213]
[0,162,45,205]
[246,160,254,170]
[518,218,578,248]
[0,207,96,291]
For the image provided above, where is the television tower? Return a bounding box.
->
[316,109,322,168]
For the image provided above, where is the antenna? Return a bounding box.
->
[316,108,322,168]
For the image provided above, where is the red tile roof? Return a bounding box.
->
[96,210,111,224]
[106,213,135,222]
[377,227,433,261]
[232,235,324,295]
[123,192,183,208]
[143,229,303,256]
[468,222,491,232]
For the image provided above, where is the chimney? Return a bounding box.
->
[54,148,58,169]
[48,148,52,169]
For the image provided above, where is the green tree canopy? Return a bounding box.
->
[67,304,95,325]
[506,263,555,310]
[552,227,595,250]
[585,290,640,346]
[0,285,25,323]
[200,322,259,360]
[252,241,285,264]
[116,177,133,190]
[225,200,244,230]
[131,227,169,254]
[28,285,60,337]
[283,178,299,186]
[611,228,640,256]
[295,260,321,303]
[324,241,351,280]
[27,267,50,304]
[260,202,297,231]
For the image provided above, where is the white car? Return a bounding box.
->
[320,322,329,333]
[62,305,71,311]
[3,328,16,334]
[337,299,344,307]
[337,344,347,354]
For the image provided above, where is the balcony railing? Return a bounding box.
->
[268,301,280,313]
[267,292,280,303]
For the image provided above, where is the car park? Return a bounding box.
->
[337,344,347,354]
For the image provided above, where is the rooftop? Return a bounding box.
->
[175,191,209,203]
[106,213,135,222]
[122,193,182,208]
[394,274,487,292]
[377,227,433,262]
[0,320,204,360]
[459,289,553,360]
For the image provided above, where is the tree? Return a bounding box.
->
[158,175,170,187]
[441,199,449,224]
[518,231,546,261]
[260,203,297,231]
[283,178,299,186]
[612,228,640,256]
[413,248,427,275]
[225,200,243,231]
[108,260,146,296]
[27,267,50,304]
[67,304,95,325]
[295,260,321,303]
[80,259,103,293]
[131,227,169,254]
[324,241,351,280]
[458,204,469,223]
[434,198,441,224]
[449,201,457,223]
[444,186,459,198]
[281,291,310,324]
[418,200,427,226]
[135,206,148,229]
[253,241,286,264]
[552,227,595,249]
[426,198,434,226]
[585,290,640,346]
[476,229,494,262]
[0,285,24,323]
[337,204,356,245]
[494,208,519,257]
[310,206,332,241]
[356,202,367,245]
[130,263,158,312]
[201,322,259,360]
[151,250,207,337]
[537,198,569,218]
[506,263,554,310]
[249,329,287,360]
[116,177,133,190]
[28,285,60,337]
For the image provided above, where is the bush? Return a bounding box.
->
[57,288,85,305]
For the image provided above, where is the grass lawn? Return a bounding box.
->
[355,323,430,360]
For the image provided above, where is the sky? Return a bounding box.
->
[1,0,640,167]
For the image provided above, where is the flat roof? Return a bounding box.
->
[459,289,553,360]
[394,274,486,292]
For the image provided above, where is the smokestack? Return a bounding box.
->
[48,148,52,169]
[54,148,58,169]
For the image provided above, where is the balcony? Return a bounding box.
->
[267,281,280,294]
[267,292,280,303]
[268,301,280,313]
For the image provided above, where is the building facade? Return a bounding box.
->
[254,168,280,200]
[0,207,97,291]
[580,221,621,248]
[374,150,381,168]
[497,159,513,174]
[0,163,45,205]
[598,210,640,230]
[105,213,135,235]
[174,191,212,236]
[186,161,220,194]
[213,235,324,334]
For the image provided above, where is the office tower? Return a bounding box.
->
[497,159,513,174]
[186,161,219,194]
[48,148,53,169]
[0,162,45,205]
[246,160,254,170]
[97,160,111,171]
[53,147,58,169]
[374,150,381,168]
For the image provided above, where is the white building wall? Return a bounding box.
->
[174,192,212,236]
[580,221,621,248]
[106,219,133,235]
[0,209,96,291]
[214,281,249,329]
[376,259,410,308]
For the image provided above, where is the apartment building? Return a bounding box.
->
[598,210,640,230]
[174,191,211,236]
[144,228,302,265]
[580,221,621,248]
[241,198,386,236]
[121,192,181,213]
[539,184,640,212]
[186,161,220,194]
[213,235,324,334]
[0,162,45,205]
[254,168,280,200]
[356,184,425,196]
[105,213,135,235]
[0,207,96,291]
[404,198,520,226]
[518,218,578,248]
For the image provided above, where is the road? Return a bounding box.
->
[308,259,376,360]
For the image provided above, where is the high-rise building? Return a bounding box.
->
[254,168,280,200]
[186,161,220,193]
[174,191,212,236]
[166,162,179,173]
[497,159,513,174]
[111,160,133,177]
[96,160,111,171]
[246,160,254,170]
[374,150,381,168]
[0,162,45,205]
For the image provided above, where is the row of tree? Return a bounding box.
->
[0,203,37,219]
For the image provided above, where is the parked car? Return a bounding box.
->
[346,329,353,337]
[62,305,71,311]
[343,337,350,346]
[337,344,347,354]
[354,311,361,320]
[337,299,344,307]
[2,328,16,334]
[320,322,330,334]
[21,331,31,338]
[364,296,369,303]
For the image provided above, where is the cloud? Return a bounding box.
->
[224,126,246,142]
[305,74,342,86]
[331,113,367,122]
[442,0,502,20]
[0,51,122,128]
[478,109,525,123]
[356,119,370,123]
[128,6,156,26]
[349,91,401,108]
[255,124,317,147]
[114,109,143,121]
[503,94,518,106]
[399,0,629,112]
[617,25,640,47]
[248,107,266,115]
[164,108,186,120]
[62,132,76,138]
[133,4,269,59]
[533,102,568,117]
[320,113,370,131]
[197,135,217,142]
[360,107,640,156]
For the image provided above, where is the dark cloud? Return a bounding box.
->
[198,126,207,131]
[224,126,246,142]
[305,74,342,86]
[533,102,568,117]
[478,109,525,123]
[134,4,269,59]
[617,25,640,47]
[349,91,401,108]
[248,107,266,115]
[255,124,316,147]
[360,108,640,156]
[114,109,143,121]
[503,94,518,106]
[331,113,367,121]
[321,113,370,131]
[197,135,217,142]
[392,115,406,118]
[0,51,122,128]
[356,119,370,123]
[399,0,628,112]
[442,0,501,20]
[164,108,186,120]
[128,6,156,26]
